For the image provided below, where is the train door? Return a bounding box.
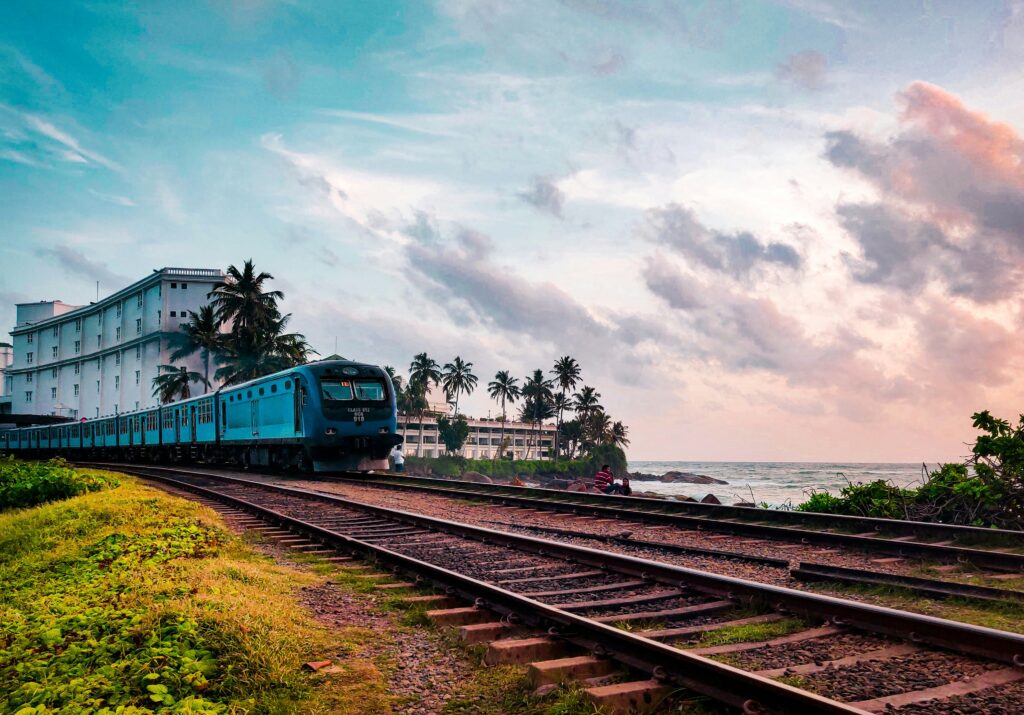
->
[251,399,260,438]
[293,379,304,435]
[190,405,197,443]
[174,408,181,443]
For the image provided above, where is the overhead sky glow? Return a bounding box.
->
[2,1,1022,461]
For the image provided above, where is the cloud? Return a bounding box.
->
[517,175,565,218]
[641,257,705,310]
[775,50,828,90]
[643,204,802,278]
[88,190,136,207]
[35,246,130,288]
[23,115,120,171]
[260,51,302,98]
[825,81,1024,302]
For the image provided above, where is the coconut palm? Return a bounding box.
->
[441,356,478,418]
[207,260,283,335]
[383,366,403,397]
[610,420,630,449]
[589,410,613,447]
[571,386,602,421]
[487,371,520,461]
[168,305,222,393]
[152,365,208,404]
[214,312,312,385]
[408,353,442,456]
[550,356,581,456]
[522,369,554,459]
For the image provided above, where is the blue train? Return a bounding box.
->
[0,360,402,472]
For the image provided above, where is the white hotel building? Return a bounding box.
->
[400,415,557,460]
[6,268,223,419]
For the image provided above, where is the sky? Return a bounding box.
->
[1,1,1023,462]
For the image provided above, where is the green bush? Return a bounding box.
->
[0,457,118,511]
[404,444,628,482]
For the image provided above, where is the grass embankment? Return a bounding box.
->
[0,462,394,714]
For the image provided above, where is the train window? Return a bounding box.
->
[247,391,252,399]
[271,385,277,393]
[284,381,291,390]
[354,380,386,401]
[320,379,353,401]
[259,388,264,396]
[221,402,226,426]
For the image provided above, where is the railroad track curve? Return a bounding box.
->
[88,463,1024,715]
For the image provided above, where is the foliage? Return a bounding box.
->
[152,364,208,404]
[0,471,395,714]
[437,415,470,455]
[406,444,628,481]
[0,457,118,511]
[796,411,1023,528]
[168,305,221,393]
[441,357,478,417]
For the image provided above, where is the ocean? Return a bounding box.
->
[626,461,930,507]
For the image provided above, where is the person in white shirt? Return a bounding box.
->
[391,445,406,472]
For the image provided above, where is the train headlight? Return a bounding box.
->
[325,428,338,436]
[379,427,390,434]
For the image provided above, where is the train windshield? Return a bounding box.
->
[353,380,385,401]
[321,379,354,401]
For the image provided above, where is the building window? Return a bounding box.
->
[25,391,32,403]
[75,318,81,333]
[114,403,118,413]
[135,370,140,385]
[26,373,33,384]
[136,345,141,360]
[50,387,57,399]
[116,327,121,341]
[51,368,57,378]
[171,282,177,289]
[97,380,100,393]
[135,401,139,410]
[74,362,80,375]
[136,294,143,307]
[116,303,122,317]
[136,318,142,334]
[97,335,101,348]
[170,311,176,317]
[74,340,81,354]
[181,282,187,289]
[114,376,120,389]
[51,346,58,358]
[26,333,33,344]
[26,352,33,364]
[74,384,79,396]
[115,353,121,366]
[52,326,59,337]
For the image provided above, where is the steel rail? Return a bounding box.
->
[325,473,1024,572]
[338,473,1024,543]
[100,462,1024,667]
[791,562,1024,604]
[123,465,867,715]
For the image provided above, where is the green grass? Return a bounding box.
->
[687,618,805,648]
[0,469,398,714]
[0,456,119,510]
[804,581,1024,634]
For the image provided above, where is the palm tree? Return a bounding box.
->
[610,420,630,449]
[408,353,442,457]
[522,369,554,459]
[487,371,520,461]
[152,365,208,404]
[441,356,478,417]
[397,383,425,447]
[168,305,221,392]
[551,356,581,457]
[214,313,312,385]
[571,386,602,421]
[383,366,403,397]
[207,260,283,335]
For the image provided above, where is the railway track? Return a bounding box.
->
[326,472,1024,573]
[91,463,1024,714]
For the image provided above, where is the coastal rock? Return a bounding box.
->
[566,480,590,492]
[461,471,493,484]
[674,495,697,503]
[733,501,756,507]
[631,471,728,485]
[700,493,722,504]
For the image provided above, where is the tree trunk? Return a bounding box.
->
[203,350,210,394]
[497,401,506,462]
[417,409,424,457]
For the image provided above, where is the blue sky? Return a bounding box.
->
[2,1,1023,461]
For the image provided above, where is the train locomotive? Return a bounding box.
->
[0,360,403,472]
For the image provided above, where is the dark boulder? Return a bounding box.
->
[700,493,722,504]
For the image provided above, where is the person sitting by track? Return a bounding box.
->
[594,464,623,495]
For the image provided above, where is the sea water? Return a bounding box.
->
[626,461,931,508]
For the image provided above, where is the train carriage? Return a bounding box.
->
[1,360,401,473]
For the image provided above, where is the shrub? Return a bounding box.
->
[0,457,118,511]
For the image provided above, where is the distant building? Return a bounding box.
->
[0,341,12,414]
[399,414,556,459]
[6,268,224,419]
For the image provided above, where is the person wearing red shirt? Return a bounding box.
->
[594,465,618,494]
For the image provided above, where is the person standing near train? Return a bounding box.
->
[391,444,405,472]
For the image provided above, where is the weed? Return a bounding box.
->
[688,618,805,648]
